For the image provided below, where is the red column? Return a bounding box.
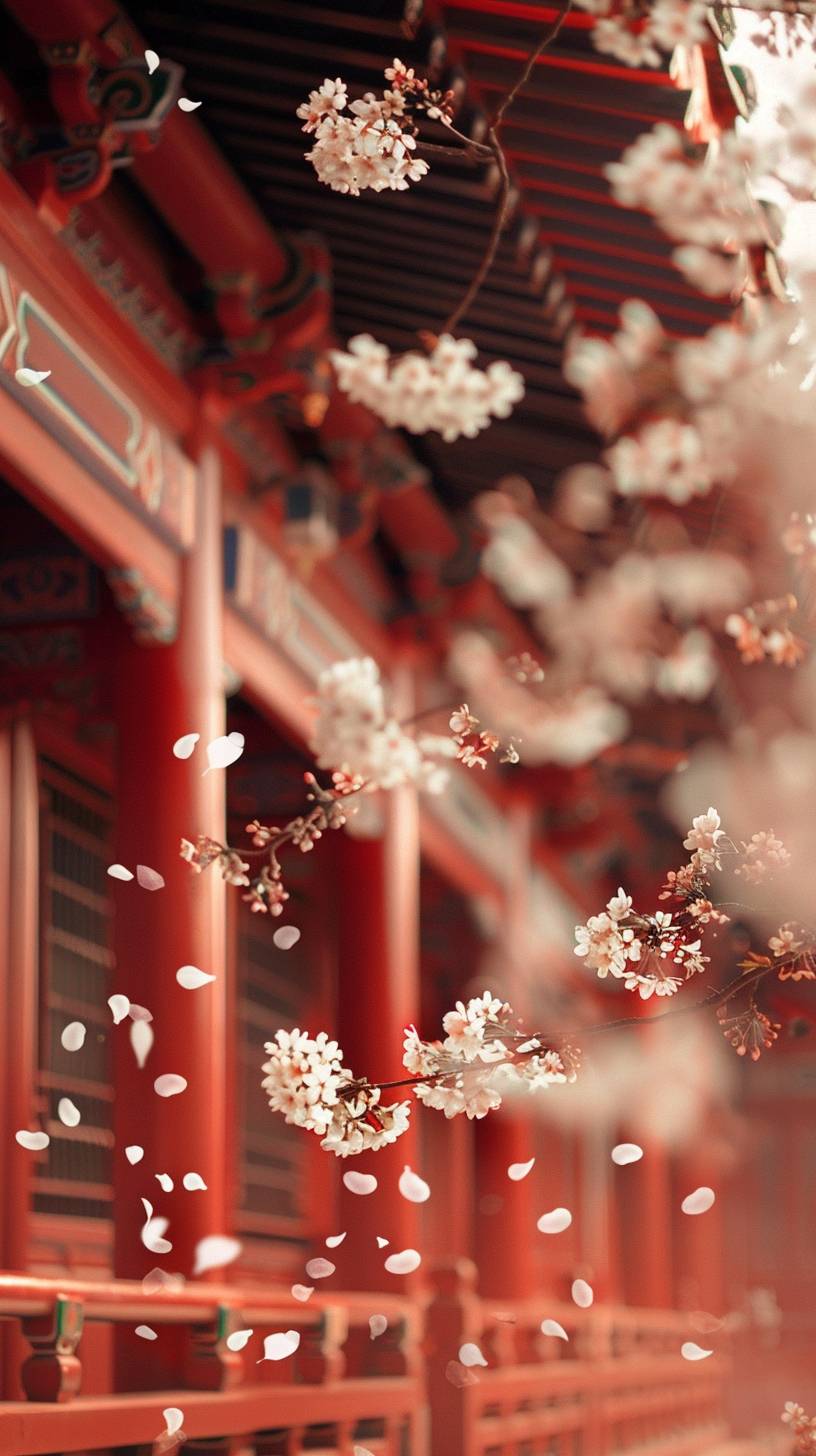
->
[617,1133,674,1308]
[674,1137,727,1315]
[334,659,422,1290]
[112,448,227,1382]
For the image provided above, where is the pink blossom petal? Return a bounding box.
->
[445,1360,478,1388]
[155,1173,174,1193]
[125,1145,144,1165]
[681,1341,713,1361]
[163,1408,184,1437]
[193,1235,242,1275]
[384,1249,421,1275]
[325,1232,346,1248]
[108,994,130,1024]
[398,1166,430,1203]
[507,1158,535,1181]
[178,97,202,111]
[343,1171,377,1196]
[369,1315,387,1340]
[15,1130,49,1151]
[142,1268,185,1294]
[154,1074,187,1098]
[58,1098,80,1127]
[136,864,165,891]
[458,1342,487,1367]
[226,1328,253,1352]
[612,1143,643,1165]
[182,1172,207,1191]
[128,1004,153,1022]
[273,925,301,950]
[131,1019,154,1068]
[536,1207,572,1234]
[354,1447,375,1456]
[291,1284,314,1302]
[172,733,199,759]
[176,965,215,990]
[259,1330,300,1361]
[107,863,133,881]
[305,1258,335,1280]
[15,367,51,387]
[540,1319,568,1341]
[681,1186,715,1216]
[61,1021,86,1052]
[135,1324,157,1340]
[376,1237,389,1249]
[571,1279,594,1309]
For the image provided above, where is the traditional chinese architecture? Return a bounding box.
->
[0,1,812,1454]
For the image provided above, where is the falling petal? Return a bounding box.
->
[203,732,244,773]
[681,1341,713,1361]
[107,863,133,881]
[612,1143,643,1166]
[325,1232,346,1248]
[164,1407,184,1436]
[291,1283,314,1302]
[507,1158,535,1182]
[135,1324,158,1340]
[108,994,130,1025]
[61,1021,86,1052]
[178,97,202,111]
[193,1235,242,1276]
[131,1019,154,1069]
[58,1098,80,1128]
[369,1314,387,1340]
[398,1166,431,1203]
[571,1279,594,1309]
[126,1145,144,1165]
[15,1130,49,1151]
[176,965,216,990]
[376,1237,389,1249]
[445,1360,478,1388]
[354,1448,375,1456]
[273,925,301,950]
[141,1199,172,1256]
[128,1004,153,1022]
[384,1249,421,1275]
[145,49,160,74]
[183,1172,207,1191]
[343,1171,377,1196]
[226,1328,253,1352]
[156,1173,174,1193]
[536,1207,572,1234]
[172,733,199,759]
[154,1074,187,1098]
[458,1342,487,1367]
[305,1257,335,1280]
[681,1186,715,1216]
[259,1330,300,1362]
[142,1267,185,1295]
[15,367,51,387]
[540,1319,568,1341]
[136,864,165,891]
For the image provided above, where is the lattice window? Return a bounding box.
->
[35,757,114,1221]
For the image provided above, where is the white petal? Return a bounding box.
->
[15,367,51,387]
[15,1130,49,1151]
[398,1166,430,1203]
[178,97,202,111]
[612,1143,643,1165]
[325,1232,346,1248]
[507,1158,535,1181]
[154,1074,187,1098]
[226,1328,253,1351]
[354,1448,375,1456]
[376,1236,389,1249]
[571,1279,594,1309]
[259,1330,300,1362]
[135,1324,158,1340]
[540,1319,568,1341]
[128,1003,153,1022]
[458,1342,487,1367]
[136,864,164,891]
[126,1145,144,1165]
[108,994,130,1025]
[164,1407,184,1436]
[176,965,216,990]
[142,1267,184,1294]
[131,1019,154,1068]
[305,1258,335,1279]
[155,1173,174,1193]
[182,1172,207,1191]
[273,925,301,950]
[343,1171,377,1196]
[681,1341,713,1361]
[58,1098,80,1128]
[536,1207,572,1234]
[681,1186,715,1216]
[141,1199,172,1255]
[369,1314,387,1339]
[203,732,244,773]
[145,49,160,74]
[384,1249,421,1275]
[107,863,133,881]
[172,732,199,759]
[291,1283,314,1302]
[193,1235,242,1275]
[61,1021,86,1052]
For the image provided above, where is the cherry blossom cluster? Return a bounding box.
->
[297,58,454,196]
[725,595,806,669]
[783,1401,816,1454]
[330,334,525,442]
[261,1028,411,1157]
[576,1,816,71]
[449,703,519,768]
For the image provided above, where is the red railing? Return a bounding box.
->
[0,1273,425,1455]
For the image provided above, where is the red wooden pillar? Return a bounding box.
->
[674,1139,726,1315]
[334,658,422,1290]
[617,1131,674,1308]
[112,447,228,1384]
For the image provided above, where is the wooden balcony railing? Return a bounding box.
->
[0,1273,425,1456]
